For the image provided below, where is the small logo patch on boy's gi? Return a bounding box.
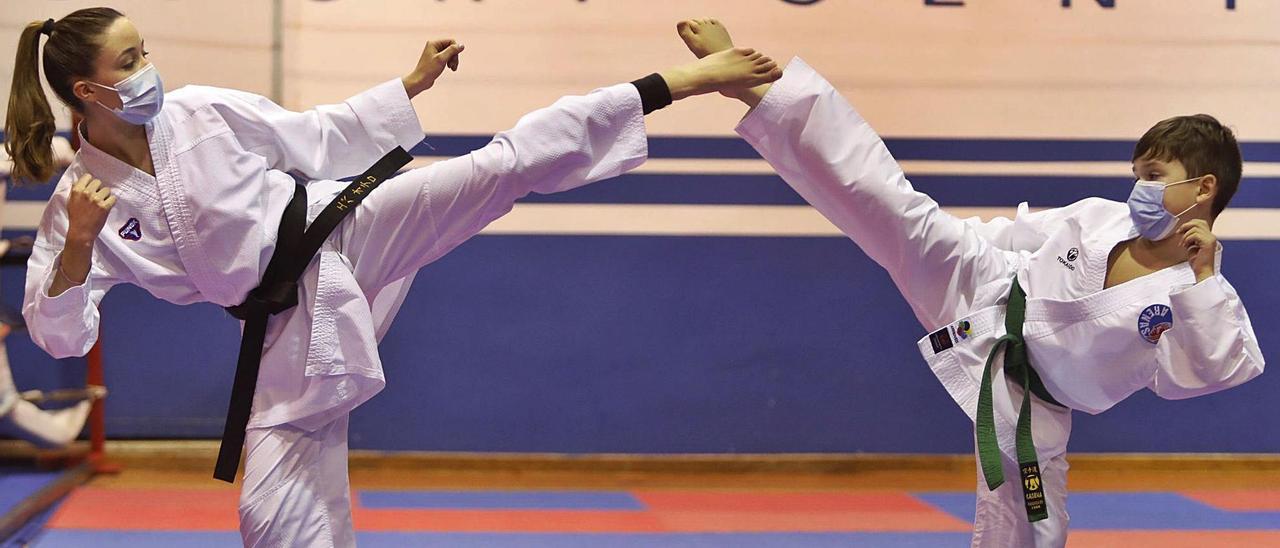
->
[1057,247,1078,271]
[118,218,142,241]
[929,327,954,354]
[952,319,973,341]
[1138,304,1173,344]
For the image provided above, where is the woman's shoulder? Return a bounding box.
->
[164,85,271,121]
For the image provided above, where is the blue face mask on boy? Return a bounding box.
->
[87,63,164,125]
[1127,176,1203,241]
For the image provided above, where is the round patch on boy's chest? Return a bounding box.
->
[1137,304,1173,344]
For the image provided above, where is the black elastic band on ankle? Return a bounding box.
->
[630,73,673,115]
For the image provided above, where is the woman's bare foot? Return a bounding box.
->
[676,18,772,107]
[677,18,735,58]
[659,47,782,101]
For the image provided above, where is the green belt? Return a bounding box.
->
[975,276,1064,523]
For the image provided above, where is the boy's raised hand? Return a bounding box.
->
[1177,219,1217,282]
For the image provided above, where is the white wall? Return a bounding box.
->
[1,1,273,129]
[281,0,1280,140]
[4,1,1275,139]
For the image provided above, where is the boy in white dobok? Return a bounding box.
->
[677,18,1264,548]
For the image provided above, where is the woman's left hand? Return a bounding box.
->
[1177,219,1218,282]
[403,39,465,98]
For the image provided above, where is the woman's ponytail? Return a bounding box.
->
[4,20,58,185]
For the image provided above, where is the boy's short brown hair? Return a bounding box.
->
[1132,114,1242,217]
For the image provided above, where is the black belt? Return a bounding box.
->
[213,146,413,482]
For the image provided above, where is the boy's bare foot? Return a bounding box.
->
[677,18,735,58]
[676,18,772,107]
[660,47,782,101]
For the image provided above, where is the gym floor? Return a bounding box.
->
[5,446,1278,547]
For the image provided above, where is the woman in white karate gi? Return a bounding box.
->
[676,19,1264,548]
[5,8,781,546]
[0,136,98,448]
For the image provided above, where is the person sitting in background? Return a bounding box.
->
[0,134,101,448]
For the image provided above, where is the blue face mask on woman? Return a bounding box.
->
[1127,176,1203,241]
[87,63,164,125]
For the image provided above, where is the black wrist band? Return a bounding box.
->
[630,73,673,115]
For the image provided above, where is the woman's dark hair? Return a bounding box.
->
[5,8,124,184]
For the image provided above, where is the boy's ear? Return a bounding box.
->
[1197,174,1218,205]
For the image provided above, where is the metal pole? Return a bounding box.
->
[271,0,284,104]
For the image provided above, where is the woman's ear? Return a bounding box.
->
[73,80,95,103]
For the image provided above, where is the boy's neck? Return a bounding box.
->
[1131,215,1213,267]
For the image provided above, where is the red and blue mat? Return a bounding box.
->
[0,465,74,547]
[5,485,1277,546]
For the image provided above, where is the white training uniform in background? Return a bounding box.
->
[23,79,647,546]
[736,58,1264,548]
[1,136,92,448]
